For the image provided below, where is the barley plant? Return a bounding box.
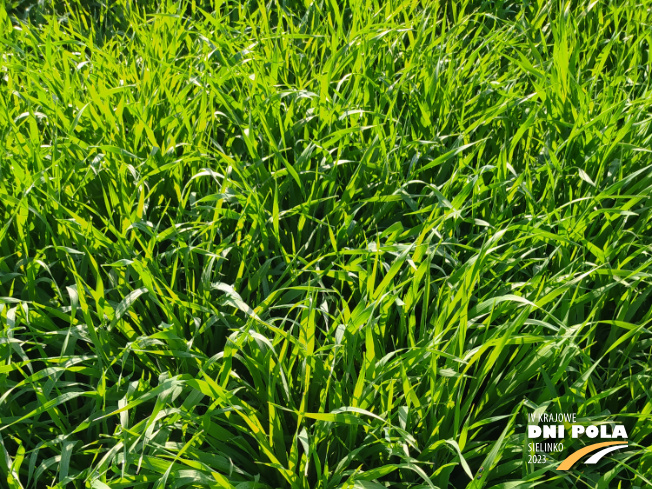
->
[1,0,652,487]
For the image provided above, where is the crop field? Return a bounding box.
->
[1,0,652,487]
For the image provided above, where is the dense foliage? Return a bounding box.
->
[1,0,651,487]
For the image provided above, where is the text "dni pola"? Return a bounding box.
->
[529,425,628,439]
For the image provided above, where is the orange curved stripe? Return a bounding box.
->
[556,441,628,470]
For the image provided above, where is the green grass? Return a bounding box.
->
[1,0,652,487]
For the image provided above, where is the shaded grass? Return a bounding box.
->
[1,0,652,487]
